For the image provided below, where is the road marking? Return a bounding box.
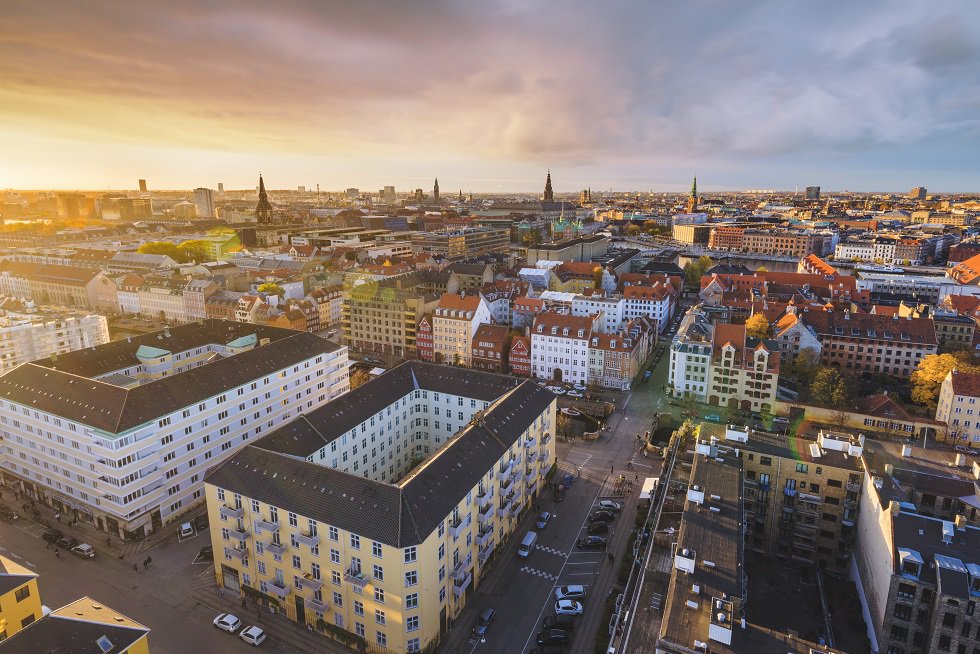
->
[565,572,595,577]
[534,544,566,557]
[565,561,596,566]
[519,566,558,581]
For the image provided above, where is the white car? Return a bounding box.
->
[239,625,267,646]
[554,585,587,601]
[573,384,586,391]
[213,613,242,632]
[554,600,584,616]
[566,390,583,398]
[597,500,622,512]
[548,386,565,395]
[70,543,96,558]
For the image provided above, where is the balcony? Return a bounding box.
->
[267,580,290,599]
[306,596,329,614]
[841,517,856,528]
[541,433,552,447]
[298,574,322,591]
[477,527,493,549]
[476,489,493,510]
[527,450,539,465]
[782,504,795,514]
[224,546,248,560]
[228,528,249,542]
[451,552,473,579]
[478,506,493,528]
[267,541,288,557]
[499,476,515,497]
[509,502,522,518]
[844,498,858,509]
[527,477,538,496]
[798,492,821,504]
[478,540,495,565]
[783,487,797,497]
[254,518,280,534]
[496,461,514,482]
[296,531,320,548]
[511,454,522,467]
[344,568,369,588]
[525,469,536,484]
[220,504,244,520]
[846,480,861,493]
[497,498,513,518]
[453,570,472,597]
[449,513,471,540]
[525,436,536,450]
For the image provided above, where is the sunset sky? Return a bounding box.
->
[1,0,978,192]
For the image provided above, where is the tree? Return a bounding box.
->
[258,282,285,297]
[786,348,820,382]
[349,368,371,390]
[592,266,604,289]
[697,255,713,272]
[521,231,542,247]
[683,255,714,289]
[745,313,771,339]
[137,241,182,261]
[625,225,641,237]
[177,239,211,263]
[910,352,980,410]
[810,367,845,405]
[756,265,769,273]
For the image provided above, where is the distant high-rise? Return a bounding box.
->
[138,179,147,193]
[383,186,396,203]
[118,197,153,222]
[909,186,927,200]
[543,171,554,202]
[805,186,821,200]
[298,186,306,193]
[217,182,225,195]
[193,187,216,219]
[433,178,440,202]
[256,175,274,224]
[686,176,698,213]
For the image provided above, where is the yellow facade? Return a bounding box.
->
[0,556,41,641]
[207,401,557,654]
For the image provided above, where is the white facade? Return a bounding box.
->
[623,287,673,333]
[667,310,712,399]
[936,371,980,444]
[0,308,109,372]
[193,187,215,219]
[432,296,491,366]
[0,325,349,538]
[572,295,624,334]
[530,316,594,384]
[835,241,875,262]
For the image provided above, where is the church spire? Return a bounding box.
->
[687,176,699,213]
[256,174,274,224]
[543,170,554,202]
[433,178,440,202]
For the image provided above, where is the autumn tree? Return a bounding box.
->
[910,352,980,410]
[592,266,604,289]
[785,348,820,382]
[177,239,211,263]
[349,368,371,390]
[258,282,285,297]
[745,312,771,339]
[810,367,849,406]
[137,241,182,261]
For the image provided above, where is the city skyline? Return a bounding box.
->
[2,0,979,192]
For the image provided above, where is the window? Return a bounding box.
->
[375,588,385,604]
[406,593,419,609]
[404,546,417,563]
[408,638,421,652]
[329,526,339,542]
[406,616,419,632]
[795,463,808,473]
[760,456,772,467]
[14,586,30,602]
[330,549,340,564]
[375,609,386,625]
[354,600,364,616]
[377,631,387,647]
[372,541,383,558]
[373,564,384,581]
[350,534,360,550]
[405,570,418,587]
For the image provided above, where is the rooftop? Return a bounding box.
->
[0,595,149,654]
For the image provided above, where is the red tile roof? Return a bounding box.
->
[949,370,980,397]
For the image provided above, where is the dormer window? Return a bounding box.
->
[578,329,584,337]
[551,327,558,335]
[899,548,923,579]
[562,328,569,336]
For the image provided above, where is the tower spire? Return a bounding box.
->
[256,173,274,224]
[433,177,440,202]
[543,170,554,202]
[687,175,699,213]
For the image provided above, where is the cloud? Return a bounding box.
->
[0,0,978,190]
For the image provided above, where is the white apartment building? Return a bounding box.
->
[936,370,980,444]
[431,293,491,366]
[623,283,674,332]
[0,300,109,372]
[834,241,875,262]
[667,308,713,399]
[137,277,190,323]
[572,293,624,334]
[0,319,348,539]
[530,311,597,385]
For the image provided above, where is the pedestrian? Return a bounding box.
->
[607,552,614,563]
[133,563,138,572]
[55,549,60,558]
[242,598,247,609]
[610,465,614,475]
[106,536,111,548]
[635,474,639,482]
[642,450,648,458]
[257,608,262,622]
[219,587,225,598]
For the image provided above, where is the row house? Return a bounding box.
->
[342,272,441,358]
[479,280,529,327]
[309,285,344,329]
[587,325,646,391]
[511,296,545,330]
[571,291,624,334]
[471,324,512,373]
[530,312,598,385]
[431,293,491,366]
[509,335,531,377]
[707,323,780,412]
[741,228,824,258]
[415,315,434,362]
[0,262,101,309]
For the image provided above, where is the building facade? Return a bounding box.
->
[530,312,596,385]
[0,303,109,373]
[431,293,491,366]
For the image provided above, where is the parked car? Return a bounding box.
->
[42,528,63,545]
[537,628,570,646]
[554,585,587,601]
[239,625,266,646]
[535,511,552,529]
[554,600,584,616]
[194,514,210,532]
[576,536,606,550]
[70,543,95,558]
[472,607,496,639]
[213,613,242,633]
[542,614,576,631]
[179,522,195,539]
[704,414,721,423]
[566,390,583,398]
[955,445,979,456]
[56,536,79,551]
[587,521,609,535]
[588,510,615,523]
[597,500,622,512]
[573,384,586,391]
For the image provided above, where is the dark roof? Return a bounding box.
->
[892,511,980,587]
[206,362,556,547]
[0,568,34,595]
[0,612,148,654]
[639,261,684,276]
[0,319,339,434]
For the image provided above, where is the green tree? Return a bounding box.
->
[521,231,541,247]
[625,225,641,236]
[697,255,713,272]
[258,282,285,297]
[910,351,980,409]
[177,239,211,263]
[810,367,845,405]
[786,348,820,382]
[137,241,182,261]
[745,313,771,339]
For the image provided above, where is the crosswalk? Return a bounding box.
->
[519,565,558,581]
[534,544,566,557]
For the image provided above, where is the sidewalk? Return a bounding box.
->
[188,567,359,654]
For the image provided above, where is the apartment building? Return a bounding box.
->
[772,310,822,362]
[587,330,643,390]
[705,426,864,571]
[431,293,491,366]
[572,292,624,334]
[936,370,980,445]
[0,555,41,641]
[0,319,348,539]
[342,272,440,358]
[706,323,780,412]
[667,308,713,400]
[310,286,344,329]
[410,227,509,260]
[530,312,597,385]
[671,223,710,245]
[707,225,746,250]
[509,335,531,377]
[0,301,109,373]
[741,229,823,258]
[932,311,976,351]
[801,311,938,377]
[622,283,674,332]
[470,324,511,373]
[525,235,608,265]
[0,262,101,309]
[0,595,150,654]
[512,296,545,329]
[204,362,556,654]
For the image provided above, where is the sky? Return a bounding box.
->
[1,0,979,193]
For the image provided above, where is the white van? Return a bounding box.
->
[517,531,538,559]
[179,522,194,539]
